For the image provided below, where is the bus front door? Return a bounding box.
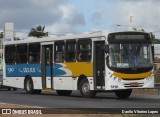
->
[94,41,105,89]
[42,45,53,90]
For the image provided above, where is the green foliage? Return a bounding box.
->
[14,37,20,41]
[153,38,160,44]
[28,25,48,38]
[0,32,3,38]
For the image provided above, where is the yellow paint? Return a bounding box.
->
[43,88,52,92]
[113,71,152,79]
[65,62,93,76]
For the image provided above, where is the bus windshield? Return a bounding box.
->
[108,44,153,68]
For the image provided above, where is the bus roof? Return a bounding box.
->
[3,31,110,45]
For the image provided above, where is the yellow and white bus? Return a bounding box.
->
[3,31,154,98]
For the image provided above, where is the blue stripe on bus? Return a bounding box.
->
[6,64,66,77]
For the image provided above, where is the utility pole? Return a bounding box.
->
[129,16,133,31]
[0,32,3,70]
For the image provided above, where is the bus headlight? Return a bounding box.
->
[146,76,152,80]
[114,77,117,80]
[118,78,121,82]
[113,76,121,82]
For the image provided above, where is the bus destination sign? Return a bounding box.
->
[108,32,151,44]
[115,35,145,40]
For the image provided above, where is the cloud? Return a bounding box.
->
[90,0,160,37]
[60,4,85,26]
[115,0,160,37]
[0,0,85,36]
[1,0,160,38]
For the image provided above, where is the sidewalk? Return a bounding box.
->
[132,89,160,95]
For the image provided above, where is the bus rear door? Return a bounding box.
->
[42,44,53,90]
[94,41,105,89]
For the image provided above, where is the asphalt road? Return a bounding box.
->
[0,89,159,110]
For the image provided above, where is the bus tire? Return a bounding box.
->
[24,77,35,94]
[13,88,17,91]
[56,90,72,96]
[115,89,132,99]
[8,87,11,91]
[79,78,96,98]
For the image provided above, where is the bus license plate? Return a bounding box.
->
[130,82,138,87]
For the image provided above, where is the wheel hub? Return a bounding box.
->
[82,82,90,94]
[26,80,31,91]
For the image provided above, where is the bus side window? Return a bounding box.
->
[5,45,16,64]
[65,40,76,62]
[16,44,27,64]
[54,41,65,62]
[29,43,40,63]
[77,39,92,62]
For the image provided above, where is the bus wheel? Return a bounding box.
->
[24,77,35,94]
[79,78,96,98]
[115,89,132,99]
[13,88,17,91]
[8,88,11,91]
[56,90,72,96]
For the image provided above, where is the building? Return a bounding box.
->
[0,36,3,70]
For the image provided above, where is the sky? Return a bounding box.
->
[0,0,160,39]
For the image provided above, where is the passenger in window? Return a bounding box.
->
[55,52,60,62]
[88,52,91,60]
[36,54,40,62]
[60,53,64,62]
[29,55,34,62]
[71,52,76,61]
[78,52,85,61]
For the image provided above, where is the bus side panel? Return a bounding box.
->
[32,77,42,89]
[5,64,42,89]
[4,77,15,87]
[53,76,94,90]
[53,62,94,90]
[14,77,25,88]
[53,77,73,90]
[63,62,93,77]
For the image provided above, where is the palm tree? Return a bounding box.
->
[28,25,48,38]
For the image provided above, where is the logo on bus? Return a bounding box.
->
[8,68,14,73]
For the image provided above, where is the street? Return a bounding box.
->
[0,89,159,109]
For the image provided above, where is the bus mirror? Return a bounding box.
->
[105,45,109,53]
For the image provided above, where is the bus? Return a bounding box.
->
[3,31,154,99]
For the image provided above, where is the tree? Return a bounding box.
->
[0,32,3,38]
[28,25,48,38]
[154,39,160,44]
[132,28,160,43]
[14,37,20,41]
